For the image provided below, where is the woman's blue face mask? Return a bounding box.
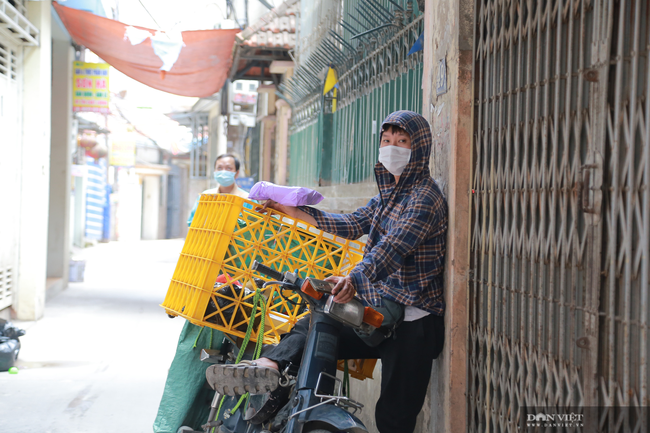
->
[214,170,236,186]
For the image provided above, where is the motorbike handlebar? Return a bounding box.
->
[251,260,285,282]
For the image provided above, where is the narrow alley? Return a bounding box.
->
[0,240,186,433]
[1,1,648,432]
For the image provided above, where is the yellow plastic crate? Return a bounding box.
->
[162,194,365,345]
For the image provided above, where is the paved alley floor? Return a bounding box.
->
[0,240,187,433]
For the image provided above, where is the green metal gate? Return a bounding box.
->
[330,66,423,185]
[288,0,424,187]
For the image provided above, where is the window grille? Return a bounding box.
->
[0,44,17,81]
[0,0,39,46]
[0,267,13,311]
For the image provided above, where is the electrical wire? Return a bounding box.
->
[258,0,274,10]
[137,0,170,38]
[262,281,302,308]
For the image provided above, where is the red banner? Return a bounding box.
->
[54,2,239,98]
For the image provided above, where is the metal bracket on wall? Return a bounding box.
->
[580,152,603,224]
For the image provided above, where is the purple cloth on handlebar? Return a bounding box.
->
[248,181,324,206]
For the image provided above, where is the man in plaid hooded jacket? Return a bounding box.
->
[260,110,448,433]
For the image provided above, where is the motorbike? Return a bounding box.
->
[182,260,384,433]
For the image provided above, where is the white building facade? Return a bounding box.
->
[0,0,76,321]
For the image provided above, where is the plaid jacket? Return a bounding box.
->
[301,111,448,315]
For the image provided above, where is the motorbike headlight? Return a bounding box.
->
[324,296,365,328]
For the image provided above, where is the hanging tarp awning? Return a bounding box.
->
[53,2,239,98]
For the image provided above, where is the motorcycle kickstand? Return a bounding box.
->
[203,391,223,433]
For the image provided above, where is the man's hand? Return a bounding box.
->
[261,199,294,216]
[325,275,356,304]
[261,200,318,226]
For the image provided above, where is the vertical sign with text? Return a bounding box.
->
[73,61,110,113]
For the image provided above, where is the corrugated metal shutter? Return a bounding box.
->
[599,1,649,429]
[469,1,649,432]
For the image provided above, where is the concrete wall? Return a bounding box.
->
[310,182,379,214]
[209,103,227,166]
[423,1,474,432]
[115,170,142,241]
[274,100,291,185]
[256,89,276,183]
[306,181,379,431]
[300,2,475,430]
[168,161,190,238]
[158,173,168,239]
[46,38,74,294]
[72,171,87,248]
[134,144,168,240]
[259,116,275,182]
[187,177,209,220]
[141,175,161,240]
[15,0,52,320]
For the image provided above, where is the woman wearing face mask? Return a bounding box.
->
[236,111,449,433]
[186,154,250,226]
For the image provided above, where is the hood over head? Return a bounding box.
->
[375,110,432,200]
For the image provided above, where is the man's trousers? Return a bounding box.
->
[262,313,445,433]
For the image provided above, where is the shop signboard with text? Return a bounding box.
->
[73,61,109,113]
[109,139,136,167]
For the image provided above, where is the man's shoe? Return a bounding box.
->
[206,362,281,396]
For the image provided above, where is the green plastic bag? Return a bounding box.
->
[153,321,224,433]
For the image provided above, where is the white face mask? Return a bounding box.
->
[378,146,411,176]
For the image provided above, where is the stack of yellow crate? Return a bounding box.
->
[162,194,366,345]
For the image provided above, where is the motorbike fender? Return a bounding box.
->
[303,404,368,433]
